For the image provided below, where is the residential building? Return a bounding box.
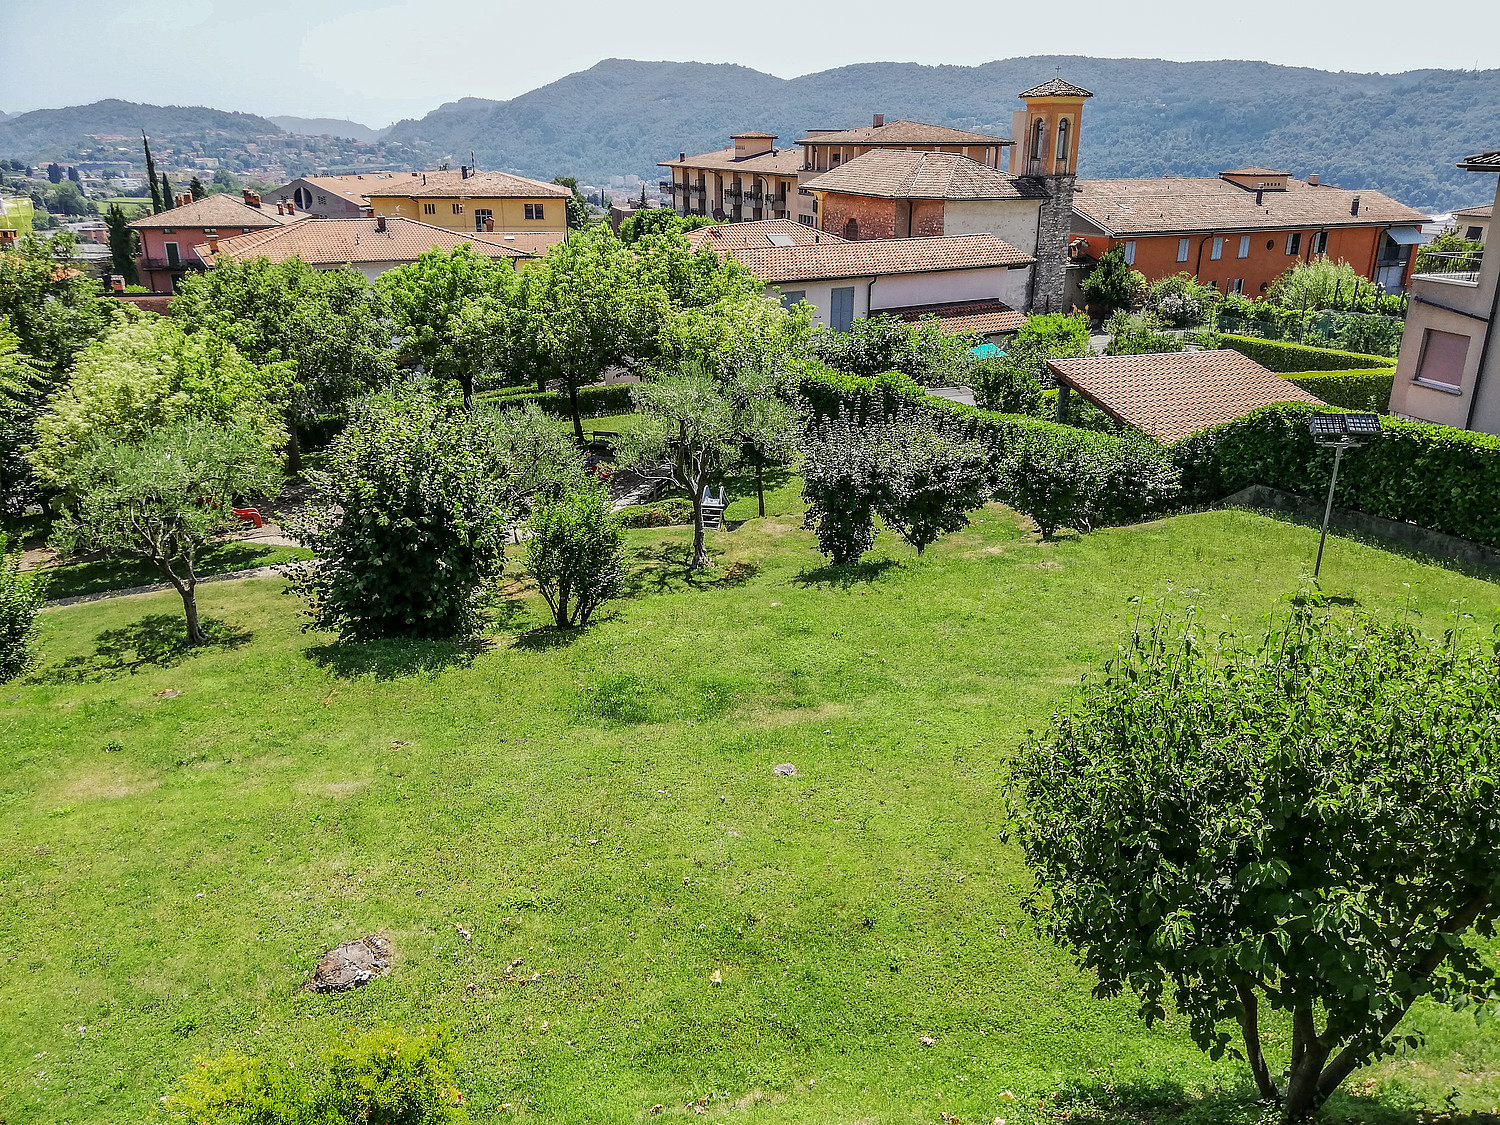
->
[267,173,404,218]
[685,219,1032,337]
[1071,169,1429,297]
[1387,149,1500,434]
[659,133,805,224]
[1452,203,1490,242]
[194,215,532,281]
[362,169,570,249]
[128,190,299,292]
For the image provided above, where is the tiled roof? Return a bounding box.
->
[1459,150,1500,171]
[1018,78,1094,99]
[731,131,777,139]
[1047,350,1325,444]
[658,146,804,175]
[882,298,1025,336]
[723,232,1032,284]
[1072,176,1428,236]
[196,217,530,268]
[803,150,1049,201]
[470,229,566,256]
[685,219,840,251]
[276,173,411,203]
[1222,167,1288,176]
[1453,203,1493,218]
[366,170,572,199]
[129,192,298,230]
[796,120,1009,147]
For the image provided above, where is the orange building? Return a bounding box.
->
[1071,170,1428,296]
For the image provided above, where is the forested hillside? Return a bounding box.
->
[0,99,280,156]
[384,56,1500,211]
[269,116,386,142]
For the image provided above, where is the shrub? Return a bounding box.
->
[1104,310,1180,356]
[1144,273,1216,327]
[323,1027,467,1125]
[158,1053,320,1125]
[0,533,46,682]
[618,497,694,527]
[1172,402,1500,548]
[1082,246,1146,312]
[525,483,625,627]
[971,354,1044,415]
[1267,255,1381,311]
[1013,312,1091,357]
[1217,334,1394,373]
[799,410,884,565]
[807,314,972,385]
[875,406,992,554]
[1284,369,1394,412]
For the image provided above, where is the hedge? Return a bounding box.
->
[1284,370,1395,413]
[800,367,1181,533]
[1173,402,1500,549]
[477,383,636,418]
[1218,335,1395,373]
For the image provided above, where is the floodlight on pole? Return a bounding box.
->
[1306,412,1382,578]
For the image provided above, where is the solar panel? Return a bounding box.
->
[1343,413,1382,436]
[765,232,795,247]
[1307,414,1347,437]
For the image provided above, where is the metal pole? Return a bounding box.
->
[1314,444,1344,579]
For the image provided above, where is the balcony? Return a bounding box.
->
[658,180,677,193]
[1412,249,1484,285]
[140,257,204,272]
[723,188,743,201]
[688,184,705,197]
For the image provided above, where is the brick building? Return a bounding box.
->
[128,190,299,293]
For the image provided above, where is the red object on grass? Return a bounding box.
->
[232,507,264,528]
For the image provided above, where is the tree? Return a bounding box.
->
[143,133,164,214]
[808,314,972,384]
[1103,309,1181,356]
[972,313,1091,416]
[160,173,174,209]
[876,408,991,554]
[799,409,888,566]
[67,166,80,184]
[0,319,49,518]
[617,208,717,244]
[50,419,281,644]
[0,533,47,681]
[0,231,115,371]
[286,383,513,641]
[1014,603,1500,1122]
[188,176,206,201]
[46,163,62,185]
[525,482,625,628]
[1082,245,1146,313]
[553,175,590,230]
[104,204,138,285]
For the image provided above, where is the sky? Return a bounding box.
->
[3,0,1498,127]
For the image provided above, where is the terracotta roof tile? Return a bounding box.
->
[1047,350,1324,443]
[795,120,1009,147]
[196,216,531,268]
[1072,176,1427,236]
[1453,203,1493,219]
[722,232,1032,284]
[803,150,1048,201]
[367,170,572,199]
[685,219,840,251]
[883,298,1025,336]
[1018,78,1094,99]
[1460,150,1500,171]
[129,192,298,230]
[1221,167,1288,176]
[731,131,777,139]
[657,147,804,175]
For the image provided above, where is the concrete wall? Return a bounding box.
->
[871,265,1027,311]
[766,278,872,331]
[943,198,1044,256]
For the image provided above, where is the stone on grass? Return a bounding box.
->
[773,763,797,777]
[306,935,391,992]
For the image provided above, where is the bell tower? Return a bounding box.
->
[1010,77,1093,313]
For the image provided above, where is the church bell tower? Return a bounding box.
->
[1010,77,1093,313]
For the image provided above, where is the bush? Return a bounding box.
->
[1284,369,1394,412]
[1082,246,1146,312]
[1217,334,1394,373]
[323,1027,467,1125]
[0,533,46,681]
[807,314,973,386]
[158,1053,320,1125]
[1104,310,1181,356]
[1144,273,1217,327]
[618,497,694,527]
[799,410,884,565]
[1173,402,1500,548]
[971,354,1044,415]
[525,483,625,627]
[876,406,992,554]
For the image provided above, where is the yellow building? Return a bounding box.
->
[364,170,571,247]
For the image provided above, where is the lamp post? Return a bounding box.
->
[1307,412,1382,578]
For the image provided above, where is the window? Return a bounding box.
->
[1313,231,1329,255]
[164,242,180,266]
[1238,235,1251,259]
[798,215,815,227]
[1056,118,1070,161]
[1123,240,1136,265]
[844,218,859,240]
[452,203,464,215]
[1177,237,1190,263]
[423,203,436,215]
[779,289,805,311]
[524,203,545,221]
[1414,329,1471,391]
[1032,118,1046,160]
[202,228,216,237]
[1466,225,1484,240]
[473,208,492,231]
[831,286,856,333]
[1230,278,1245,294]
[1211,236,1224,261]
[1286,232,1302,255]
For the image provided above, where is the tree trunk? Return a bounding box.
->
[1281,1007,1331,1122]
[690,480,709,570]
[1236,985,1279,1103]
[755,447,766,517]
[461,373,474,411]
[179,582,204,646]
[568,381,584,440]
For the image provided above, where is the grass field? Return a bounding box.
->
[32,542,310,602]
[4,475,1500,1125]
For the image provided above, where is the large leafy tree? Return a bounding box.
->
[552,175,590,230]
[1014,603,1500,1123]
[0,231,116,372]
[807,314,972,385]
[0,320,49,518]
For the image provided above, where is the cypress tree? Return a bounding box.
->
[160,173,173,210]
[104,205,138,285]
[189,176,205,201]
[143,133,163,214]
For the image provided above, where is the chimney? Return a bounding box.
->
[109,274,124,292]
[365,207,375,218]
[680,152,686,162]
[277,203,285,215]
[484,217,494,232]
[376,214,387,232]
[1351,194,1361,216]
[1255,189,1263,206]
[873,114,885,127]
[1308,174,1319,186]
[208,235,219,252]
[286,200,294,215]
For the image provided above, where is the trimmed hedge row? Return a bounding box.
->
[477,383,636,418]
[1173,402,1500,549]
[1218,334,1395,374]
[800,368,1181,534]
[1284,370,1395,413]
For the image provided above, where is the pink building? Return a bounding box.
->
[128,190,299,292]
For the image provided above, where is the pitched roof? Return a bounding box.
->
[685,219,838,251]
[796,120,1009,147]
[365,170,572,199]
[1453,203,1493,219]
[882,298,1025,336]
[1459,150,1500,172]
[128,192,298,230]
[470,229,566,256]
[276,173,410,203]
[1072,175,1428,236]
[731,131,777,139]
[1222,167,1288,176]
[195,216,530,268]
[1018,78,1094,99]
[719,232,1032,284]
[658,146,804,175]
[802,149,1049,201]
[1046,350,1324,443]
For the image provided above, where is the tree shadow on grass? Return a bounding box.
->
[512,624,588,651]
[35,614,252,683]
[622,540,732,596]
[793,557,899,589]
[306,636,491,681]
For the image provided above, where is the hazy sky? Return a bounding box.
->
[3,0,1497,126]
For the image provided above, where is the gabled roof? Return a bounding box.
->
[1018,78,1094,99]
[128,192,298,230]
[658,146,804,175]
[195,216,531,268]
[796,120,1009,148]
[1222,167,1288,176]
[1047,350,1324,443]
[731,131,777,139]
[803,150,1049,201]
[713,232,1032,284]
[1453,203,1493,219]
[685,219,838,251]
[1459,150,1500,172]
[366,170,572,199]
[1072,176,1428,236]
[883,298,1025,336]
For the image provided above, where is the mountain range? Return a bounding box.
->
[4,58,1500,211]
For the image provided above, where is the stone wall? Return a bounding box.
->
[819,193,899,241]
[1031,174,1074,314]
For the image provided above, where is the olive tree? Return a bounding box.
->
[1014,603,1500,1122]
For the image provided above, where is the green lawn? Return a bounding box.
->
[33,541,310,602]
[4,478,1500,1125]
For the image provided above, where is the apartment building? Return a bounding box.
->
[363,169,571,250]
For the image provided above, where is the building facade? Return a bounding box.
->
[364,170,570,247]
[1387,151,1500,434]
[128,190,297,292]
[267,173,398,218]
[1452,203,1491,242]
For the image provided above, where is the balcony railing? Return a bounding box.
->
[140,257,204,271]
[658,180,677,193]
[723,188,742,201]
[1413,249,1483,283]
[688,184,705,196]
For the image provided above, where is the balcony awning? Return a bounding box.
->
[1385,226,1426,245]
